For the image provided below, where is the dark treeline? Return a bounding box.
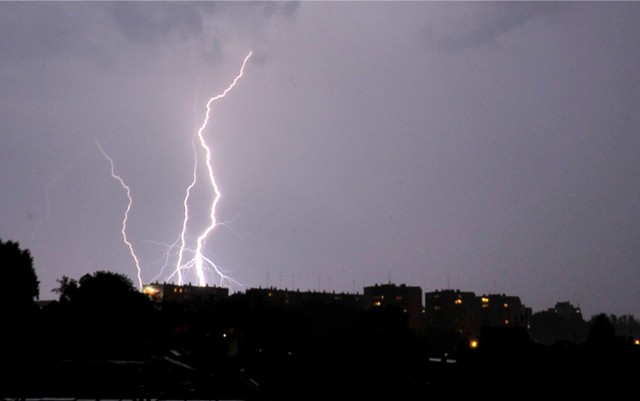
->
[1,239,638,400]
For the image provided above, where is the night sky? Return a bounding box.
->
[1,2,639,318]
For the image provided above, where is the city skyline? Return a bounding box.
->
[1,2,639,320]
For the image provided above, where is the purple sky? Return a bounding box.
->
[1,2,639,318]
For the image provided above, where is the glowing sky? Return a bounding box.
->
[1,2,639,318]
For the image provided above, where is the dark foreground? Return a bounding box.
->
[3,340,638,401]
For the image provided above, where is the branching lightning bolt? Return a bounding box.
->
[95,52,250,291]
[97,141,143,290]
[174,51,252,287]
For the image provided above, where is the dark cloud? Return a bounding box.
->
[103,2,217,43]
[425,2,564,52]
[0,2,299,67]
[103,2,299,44]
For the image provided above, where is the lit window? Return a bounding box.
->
[634,339,640,346]
[454,299,463,305]
[504,319,509,325]
[503,303,508,308]
[469,340,478,349]
[373,301,382,307]
[481,297,489,303]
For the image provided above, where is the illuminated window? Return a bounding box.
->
[373,301,382,307]
[503,303,509,308]
[469,340,478,349]
[504,319,509,325]
[634,339,640,346]
[454,299,463,305]
[481,297,489,303]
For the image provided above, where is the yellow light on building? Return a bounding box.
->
[469,340,478,349]
[143,286,158,296]
[481,297,489,303]
[454,299,463,305]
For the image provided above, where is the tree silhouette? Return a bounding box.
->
[0,239,39,310]
[52,275,78,303]
[587,313,616,348]
[57,270,156,359]
[0,238,41,383]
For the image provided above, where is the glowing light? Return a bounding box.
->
[454,298,463,305]
[174,51,252,287]
[97,141,143,290]
[97,52,251,291]
[470,340,479,349]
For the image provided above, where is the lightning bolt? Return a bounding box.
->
[29,164,70,247]
[174,51,252,287]
[96,141,143,290]
[95,52,250,291]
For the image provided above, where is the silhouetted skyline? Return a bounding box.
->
[1,2,639,320]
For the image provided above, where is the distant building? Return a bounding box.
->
[423,289,481,340]
[242,287,363,309]
[479,293,531,328]
[363,283,423,331]
[142,283,229,306]
[530,301,587,345]
[551,301,583,320]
